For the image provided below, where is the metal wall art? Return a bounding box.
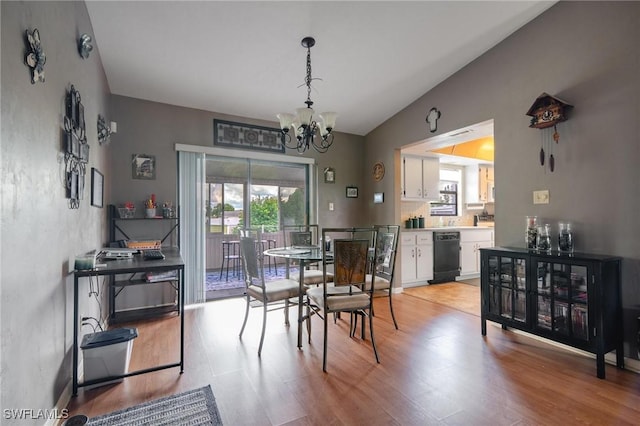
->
[25,29,46,84]
[426,107,441,133]
[97,114,117,145]
[214,119,284,153]
[63,85,88,208]
[78,33,93,59]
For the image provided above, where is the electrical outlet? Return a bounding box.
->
[533,190,549,204]
[329,202,334,211]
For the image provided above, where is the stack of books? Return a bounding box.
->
[145,270,178,283]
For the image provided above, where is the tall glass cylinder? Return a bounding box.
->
[526,216,538,249]
[558,222,574,252]
[537,223,551,251]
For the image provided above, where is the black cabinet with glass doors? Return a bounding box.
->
[480,246,623,379]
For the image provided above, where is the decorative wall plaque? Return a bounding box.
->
[214,119,284,153]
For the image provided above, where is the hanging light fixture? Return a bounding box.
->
[277,36,337,154]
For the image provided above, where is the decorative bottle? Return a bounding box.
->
[558,222,573,252]
[526,216,538,249]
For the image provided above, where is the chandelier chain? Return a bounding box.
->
[305,46,313,108]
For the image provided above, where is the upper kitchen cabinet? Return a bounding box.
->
[465,163,494,204]
[402,155,439,201]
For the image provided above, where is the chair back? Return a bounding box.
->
[284,224,319,247]
[373,225,400,283]
[333,239,370,289]
[240,233,263,285]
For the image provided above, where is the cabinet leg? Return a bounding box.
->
[501,324,508,330]
[481,318,487,335]
[596,353,605,379]
[616,345,625,369]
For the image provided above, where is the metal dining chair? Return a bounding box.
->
[238,230,301,356]
[306,227,380,372]
[364,225,400,329]
[283,224,333,286]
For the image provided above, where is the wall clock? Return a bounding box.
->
[373,162,385,182]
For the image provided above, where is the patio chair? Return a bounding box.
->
[238,231,301,356]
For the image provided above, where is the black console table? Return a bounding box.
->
[480,246,623,379]
[72,248,184,396]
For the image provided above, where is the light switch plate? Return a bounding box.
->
[533,190,549,204]
[329,202,334,211]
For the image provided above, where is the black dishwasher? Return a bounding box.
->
[429,231,460,284]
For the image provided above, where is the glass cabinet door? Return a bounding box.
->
[487,254,527,323]
[534,259,589,340]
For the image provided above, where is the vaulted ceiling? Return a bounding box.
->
[86,1,555,137]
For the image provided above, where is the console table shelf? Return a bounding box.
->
[480,246,623,379]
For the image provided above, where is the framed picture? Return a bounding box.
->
[324,167,335,183]
[346,186,358,198]
[373,192,384,203]
[91,168,104,208]
[132,154,156,180]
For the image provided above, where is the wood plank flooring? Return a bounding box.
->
[66,288,640,425]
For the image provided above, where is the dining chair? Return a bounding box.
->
[306,227,380,372]
[238,230,301,356]
[363,225,400,329]
[283,224,332,286]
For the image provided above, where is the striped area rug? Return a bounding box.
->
[86,386,222,425]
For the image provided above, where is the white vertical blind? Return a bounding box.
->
[178,151,206,305]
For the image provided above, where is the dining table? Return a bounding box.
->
[263,246,326,349]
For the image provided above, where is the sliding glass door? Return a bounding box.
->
[205,156,310,272]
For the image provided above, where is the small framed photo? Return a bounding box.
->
[91,168,104,208]
[346,186,358,198]
[132,154,156,180]
[324,167,335,183]
[373,192,384,204]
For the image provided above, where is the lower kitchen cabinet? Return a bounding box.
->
[401,231,433,286]
[480,246,624,379]
[459,229,493,277]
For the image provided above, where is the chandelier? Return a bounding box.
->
[277,36,337,154]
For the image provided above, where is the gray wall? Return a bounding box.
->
[109,95,367,229]
[365,1,640,357]
[1,1,111,423]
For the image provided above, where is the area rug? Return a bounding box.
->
[87,385,222,425]
[206,266,299,301]
[403,281,480,316]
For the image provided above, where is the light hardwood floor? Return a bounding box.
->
[66,289,640,425]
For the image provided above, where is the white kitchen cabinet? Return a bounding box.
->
[401,156,439,201]
[459,229,494,276]
[401,231,433,286]
[465,164,494,204]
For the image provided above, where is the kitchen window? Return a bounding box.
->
[430,168,461,216]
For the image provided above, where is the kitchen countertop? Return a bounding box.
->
[402,226,494,231]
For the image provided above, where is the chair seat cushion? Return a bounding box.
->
[293,269,334,285]
[306,286,369,311]
[248,279,300,302]
[364,274,391,291]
